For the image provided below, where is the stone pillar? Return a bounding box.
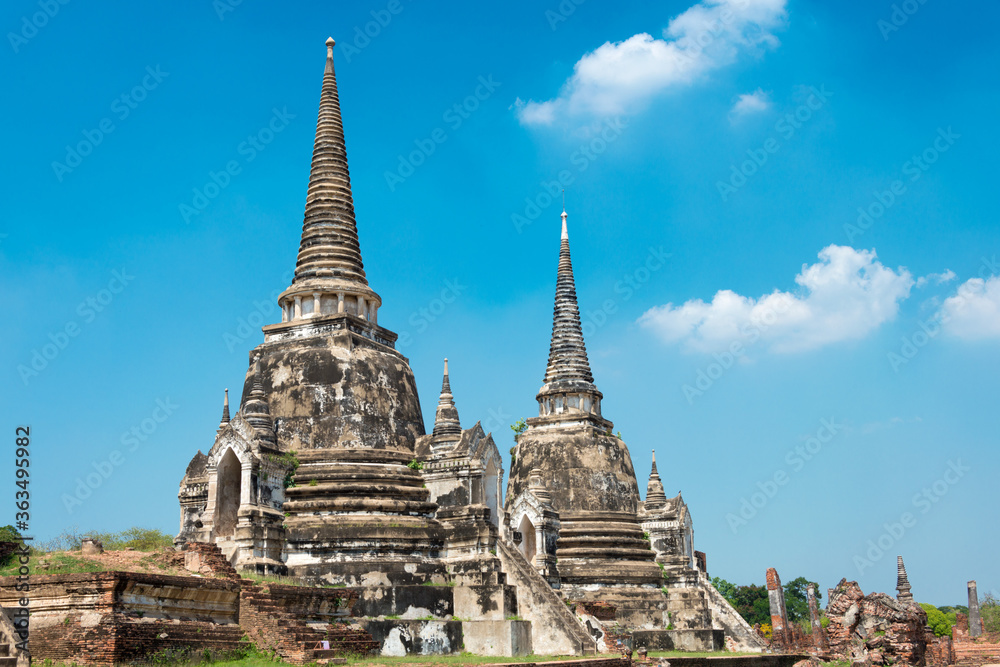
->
[807,584,828,650]
[337,292,345,313]
[293,295,302,319]
[968,580,982,637]
[281,302,288,322]
[313,292,321,316]
[358,296,366,319]
[766,567,790,647]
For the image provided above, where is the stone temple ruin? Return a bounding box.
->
[167,36,762,658]
[1,35,995,667]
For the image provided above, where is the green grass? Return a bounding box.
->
[0,552,105,577]
[39,650,757,667]
[648,651,757,658]
[238,570,343,589]
[342,654,617,665]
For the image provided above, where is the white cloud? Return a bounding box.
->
[638,245,915,354]
[730,88,771,118]
[517,0,788,125]
[915,269,956,288]
[938,276,1000,340]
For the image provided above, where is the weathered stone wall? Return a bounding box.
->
[0,572,243,665]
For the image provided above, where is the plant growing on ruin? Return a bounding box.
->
[407,459,424,470]
[510,419,528,442]
[309,479,319,486]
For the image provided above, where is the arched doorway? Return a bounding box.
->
[484,460,499,527]
[518,514,536,564]
[215,448,241,538]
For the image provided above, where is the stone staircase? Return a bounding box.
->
[240,580,379,664]
[0,643,16,667]
[497,539,597,655]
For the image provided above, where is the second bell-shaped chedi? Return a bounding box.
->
[504,210,662,591]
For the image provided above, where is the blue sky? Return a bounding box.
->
[2,0,996,606]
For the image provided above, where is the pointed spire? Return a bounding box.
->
[217,388,230,431]
[243,362,275,443]
[543,209,594,387]
[645,450,667,509]
[432,358,462,438]
[291,37,372,291]
[896,555,913,603]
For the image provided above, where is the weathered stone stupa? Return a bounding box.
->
[171,35,753,658]
[505,209,662,591]
[249,38,445,584]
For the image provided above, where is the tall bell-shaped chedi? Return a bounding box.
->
[505,210,662,592]
[244,38,443,583]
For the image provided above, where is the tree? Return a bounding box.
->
[980,593,999,635]
[731,583,771,627]
[784,576,821,623]
[712,577,738,605]
[920,603,954,637]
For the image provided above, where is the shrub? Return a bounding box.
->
[920,603,954,637]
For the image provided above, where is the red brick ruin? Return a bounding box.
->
[753,560,1000,667]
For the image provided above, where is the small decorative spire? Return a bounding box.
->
[432,358,462,438]
[645,449,667,510]
[896,555,913,603]
[242,363,275,443]
[217,388,230,431]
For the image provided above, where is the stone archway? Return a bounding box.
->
[215,448,241,538]
[518,514,536,564]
